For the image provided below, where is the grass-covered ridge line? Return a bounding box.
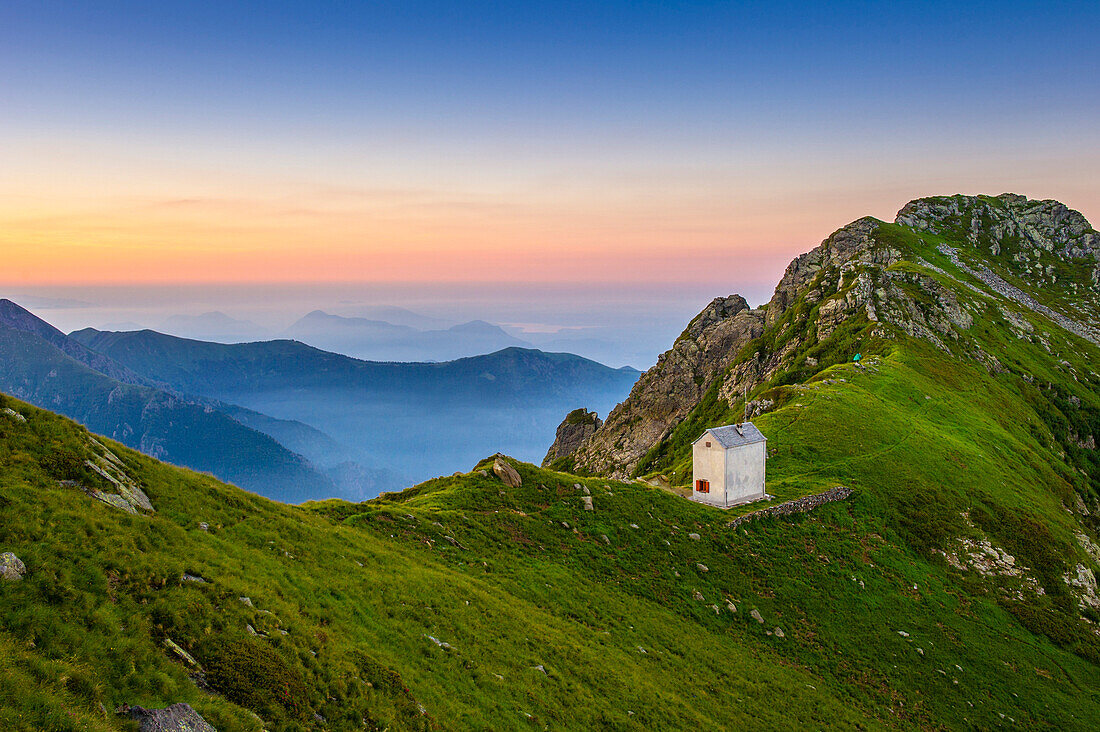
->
[3,366,1099,728]
[0,395,889,730]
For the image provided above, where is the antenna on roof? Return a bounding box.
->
[743,383,749,423]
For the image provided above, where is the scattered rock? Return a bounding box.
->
[773,627,785,638]
[163,638,201,669]
[601,535,611,545]
[629,523,640,529]
[180,573,207,584]
[581,496,593,511]
[897,631,910,638]
[0,552,26,581]
[750,609,764,624]
[127,703,215,732]
[239,596,254,608]
[198,522,209,532]
[443,535,467,550]
[2,407,26,423]
[581,485,591,495]
[534,665,546,674]
[78,441,155,515]
[693,590,705,602]
[726,601,737,613]
[696,563,709,572]
[688,533,701,541]
[1064,563,1100,609]
[425,635,453,651]
[492,458,522,488]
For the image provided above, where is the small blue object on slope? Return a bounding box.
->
[853,353,862,362]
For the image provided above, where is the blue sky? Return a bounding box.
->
[1,1,1097,290]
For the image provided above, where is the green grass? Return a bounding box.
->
[6,367,1100,729]
[2,197,1099,729]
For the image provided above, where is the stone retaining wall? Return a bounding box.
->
[727,486,852,529]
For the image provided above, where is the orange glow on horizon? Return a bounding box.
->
[0,191,830,286]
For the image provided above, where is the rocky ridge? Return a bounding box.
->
[542,408,602,467]
[566,295,764,478]
[562,193,1100,479]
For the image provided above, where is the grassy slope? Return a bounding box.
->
[4,355,1100,729]
[335,340,1100,730]
[0,396,881,731]
[0,322,335,503]
[2,212,1098,730]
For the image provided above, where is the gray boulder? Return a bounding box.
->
[492,458,522,488]
[0,552,25,581]
[129,703,216,732]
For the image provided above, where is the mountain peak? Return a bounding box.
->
[562,192,1100,480]
[895,193,1099,263]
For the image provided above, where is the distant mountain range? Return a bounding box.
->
[0,299,340,503]
[70,326,641,482]
[0,297,639,501]
[161,311,269,343]
[283,310,532,361]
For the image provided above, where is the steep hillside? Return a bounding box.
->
[0,308,336,503]
[2,397,1099,730]
[566,194,1099,483]
[4,193,1099,731]
[540,192,1100,723]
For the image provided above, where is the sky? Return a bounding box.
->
[1,1,1098,349]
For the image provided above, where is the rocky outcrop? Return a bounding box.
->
[766,217,901,327]
[2,407,26,423]
[937,244,1100,346]
[564,215,962,478]
[560,193,1098,481]
[542,409,602,466]
[568,296,765,478]
[0,552,26,581]
[897,194,1100,324]
[896,194,1099,264]
[64,436,155,515]
[1064,563,1100,610]
[493,457,522,488]
[127,703,216,732]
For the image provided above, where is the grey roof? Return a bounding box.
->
[694,422,766,449]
